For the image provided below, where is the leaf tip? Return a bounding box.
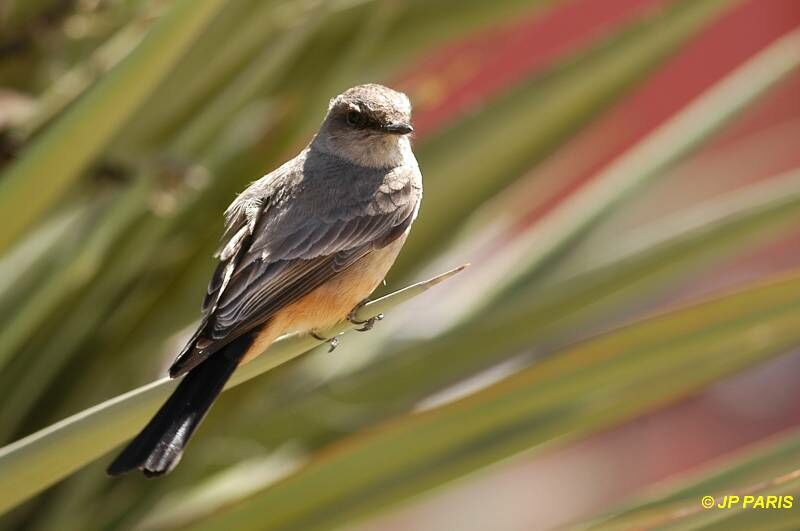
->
[423,263,470,288]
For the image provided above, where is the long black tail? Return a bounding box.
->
[107,334,252,477]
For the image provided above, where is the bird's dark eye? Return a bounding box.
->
[346,110,365,127]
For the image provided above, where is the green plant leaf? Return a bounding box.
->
[0,180,149,372]
[0,266,465,516]
[15,12,155,139]
[0,0,229,253]
[185,270,800,531]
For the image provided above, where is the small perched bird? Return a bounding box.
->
[107,84,422,477]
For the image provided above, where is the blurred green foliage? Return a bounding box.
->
[1,0,800,530]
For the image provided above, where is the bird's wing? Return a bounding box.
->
[169,161,420,376]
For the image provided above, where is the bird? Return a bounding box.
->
[107,84,422,477]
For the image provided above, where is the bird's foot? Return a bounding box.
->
[311,330,340,353]
[347,300,384,332]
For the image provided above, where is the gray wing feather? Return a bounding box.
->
[170,152,420,376]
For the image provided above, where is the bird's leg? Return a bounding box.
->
[347,299,384,332]
[311,330,339,353]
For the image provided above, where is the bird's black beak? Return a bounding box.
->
[382,122,414,135]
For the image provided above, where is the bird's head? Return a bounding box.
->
[314,84,415,168]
